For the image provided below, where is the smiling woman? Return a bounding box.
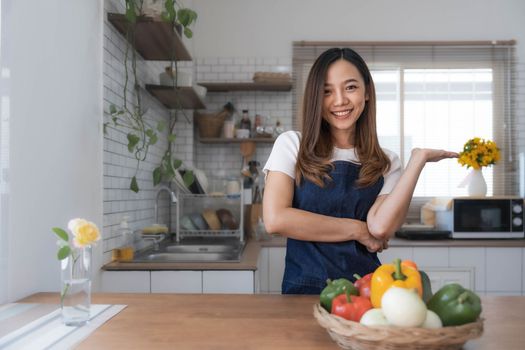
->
[262,47,457,295]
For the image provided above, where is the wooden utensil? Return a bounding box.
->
[240,141,256,177]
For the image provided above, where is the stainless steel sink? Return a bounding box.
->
[131,238,245,263]
[166,244,241,254]
[134,252,242,262]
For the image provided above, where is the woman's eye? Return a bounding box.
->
[346,85,357,91]
[324,90,331,95]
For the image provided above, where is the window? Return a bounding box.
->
[292,42,519,204]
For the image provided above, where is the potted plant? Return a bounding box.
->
[105,0,197,192]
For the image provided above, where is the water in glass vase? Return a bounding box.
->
[61,278,91,326]
[61,246,92,326]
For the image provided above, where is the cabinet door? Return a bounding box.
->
[203,271,255,294]
[486,248,522,293]
[100,271,150,293]
[257,248,269,293]
[268,247,286,294]
[151,271,202,293]
[423,267,474,292]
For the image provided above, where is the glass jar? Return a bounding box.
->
[239,109,251,131]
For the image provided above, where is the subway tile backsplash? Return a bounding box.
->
[103,2,293,264]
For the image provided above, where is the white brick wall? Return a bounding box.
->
[194,56,292,176]
[103,5,295,263]
[103,0,187,263]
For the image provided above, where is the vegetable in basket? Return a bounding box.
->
[353,273,372,298]
[359,308,389,326]
[331,287,373,322]
[320,278,358,312]
[370,258,423,308]
[427,283,482,326]
[381,287,427,327]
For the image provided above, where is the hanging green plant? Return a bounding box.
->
[104,0,197,193]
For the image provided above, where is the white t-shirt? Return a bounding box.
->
[263,130,402,196]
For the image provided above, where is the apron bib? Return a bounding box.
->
[282,161,384,294]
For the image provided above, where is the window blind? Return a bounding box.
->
[292,41,523,214]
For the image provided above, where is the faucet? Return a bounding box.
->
[154,185,178,228]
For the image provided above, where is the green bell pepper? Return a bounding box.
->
[320,278,358,312]
[427,283,482,326]
[419,270,433,303]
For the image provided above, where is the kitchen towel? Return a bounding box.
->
[0,303,126,349]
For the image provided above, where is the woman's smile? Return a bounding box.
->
[331,109,353,118]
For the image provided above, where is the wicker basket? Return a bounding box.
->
[313,304,483,350]
[194,110,228,138]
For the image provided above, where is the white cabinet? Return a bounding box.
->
[268,247,286,294]
[100,271,150,293]
[449,248,485,293]
[151,271,202,293]
[203,271,255,294]
[257,248,269,293]
[256,247,286,294]
[101,269,257,294]
[485,248,522,294]
[423,267,474,292]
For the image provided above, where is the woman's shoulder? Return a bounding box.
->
[274,130,301,149]
[381,148,400,162]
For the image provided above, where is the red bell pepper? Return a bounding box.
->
[353,273,372,299]
[331,287,373,322]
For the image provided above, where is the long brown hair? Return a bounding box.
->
[296,47,391,188]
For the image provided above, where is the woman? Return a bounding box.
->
[262,48,457,294]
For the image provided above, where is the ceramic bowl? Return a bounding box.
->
[216,209,238,230]
[180,215,197,230]
[189,213,209,230]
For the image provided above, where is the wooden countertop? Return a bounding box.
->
[20,293,525,350]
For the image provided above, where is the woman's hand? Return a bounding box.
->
[411,148,459,163]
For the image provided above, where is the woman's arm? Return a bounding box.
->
[366,148,458,239]
[263,171,386,252]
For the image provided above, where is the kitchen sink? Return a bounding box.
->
[130,238,245,263]
[133,252,242,262]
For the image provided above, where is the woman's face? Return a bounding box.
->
[322,59,368,136]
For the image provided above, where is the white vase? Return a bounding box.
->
[468,169,487,197]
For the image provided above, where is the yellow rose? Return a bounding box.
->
[68,218,100,248]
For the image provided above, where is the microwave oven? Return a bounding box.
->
[451,197,524,239]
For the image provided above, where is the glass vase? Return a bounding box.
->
[468,169,487,197]
[60,246,91,326]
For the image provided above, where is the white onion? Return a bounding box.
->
[381,287,427,327]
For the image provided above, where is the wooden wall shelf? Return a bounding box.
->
[108,13,192,61]
[197,81,292,92]
[145,85,206,109]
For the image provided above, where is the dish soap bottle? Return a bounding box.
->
[118,216,134,261]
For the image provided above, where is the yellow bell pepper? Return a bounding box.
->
[370,258,423,308]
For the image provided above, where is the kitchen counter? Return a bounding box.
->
[102,235,525,271]
[103,239,262,271]
[20,293,525,349]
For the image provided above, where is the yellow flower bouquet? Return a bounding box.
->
[458,137,500,170]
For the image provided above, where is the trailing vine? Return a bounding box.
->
[104,0,197,192]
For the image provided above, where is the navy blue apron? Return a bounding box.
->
[282,160,384,294]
